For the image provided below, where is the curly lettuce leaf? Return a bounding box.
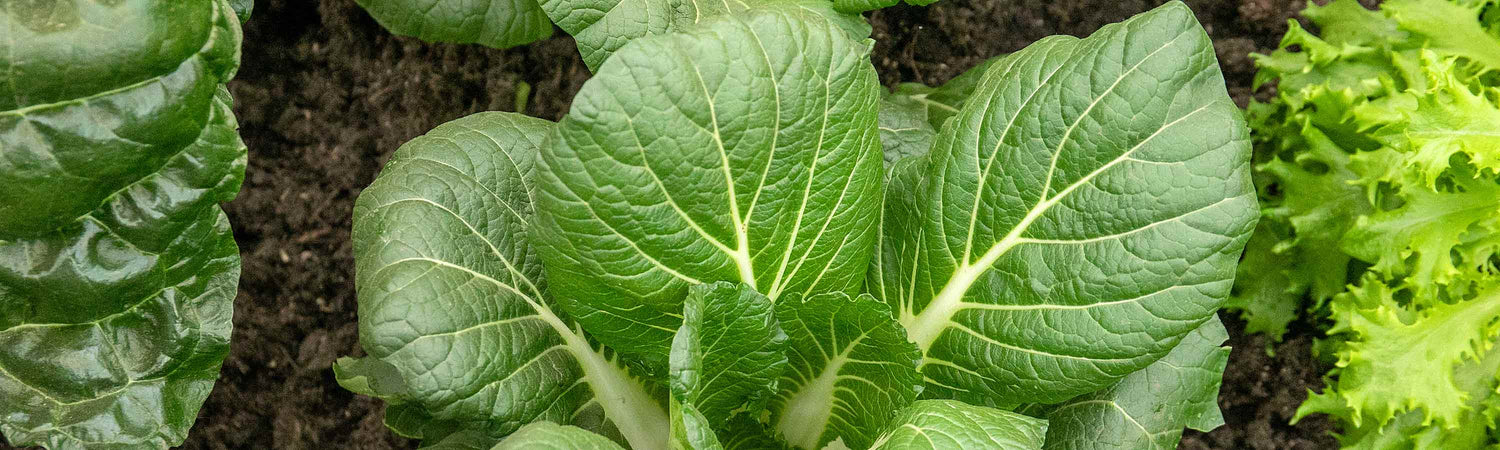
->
[0,1,245,447]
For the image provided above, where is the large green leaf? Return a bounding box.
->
[769,292,920,450]
[1031,317,1231,449]
[868,400,1048,449]
[337,112,667,449]
[669,282,787,427]
[355,0,553,49]
[494,422,627,450]
[0,1,245,447]
[871,1,1256,406]
[540,0,870,71]
[534,4,884,371]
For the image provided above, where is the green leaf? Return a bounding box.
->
[869,400,1048,449]
[872,1,1256,406]
[534,4,884,371]
[1297,278,1500,428]
[877,94,937,166]
[229,0,253,21]
[670,398,724,450]
[1033,317,1232,449]
[887,56,1000,130]
[718,415,791,450]
[493,422,628,450]
[340,112,667,448]
[1222,223,1302,342]
[769,292,921,449]
[354,0,553,49]
[0,1,245,447]
[669,282,787,427]
[541,0,871,71]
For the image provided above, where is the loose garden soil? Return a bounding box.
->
[4,0,1348,448]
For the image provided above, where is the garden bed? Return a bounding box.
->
[177,0,1336,447]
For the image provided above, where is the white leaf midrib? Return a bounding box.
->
[902,97,1217,352]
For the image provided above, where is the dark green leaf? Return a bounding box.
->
[769,292,921,449]
[534,4,884,371]
[0,1,245,447]
[872,1,1256,406]
[341,112,667,448]
[870,400,1048,449]
[1033,317,1231,449]
[354,0,553,48]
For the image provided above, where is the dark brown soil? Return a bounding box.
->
[1,0,1340,448]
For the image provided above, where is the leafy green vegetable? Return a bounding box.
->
[496,422,629,450]
[533,3,883,372]
[542,0,871,71]
[1027,318,1230,450]
[334,112,668,449]
[769,292,920,450]
[0,0,248,447]
[868,400,1048,449]
[343,2,1247,448]
[355,0,553,49]
[669,282,787,430]
[1231,0,1500,445]
[871,1,1254,406]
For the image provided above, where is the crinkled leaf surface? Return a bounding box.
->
[868,400,1048,450]
[877,94,936,166]
[355,0,553,49]
[871,1,1256,405]
[338,112,667,449]
[769,292,920,450]
[668,282,787,428]
[886,56,998,131]
[494,422,627,450]
[534,5,883,371]
[670,398,724,450]
[1032,317,1231,449]
[0,1,245,447]
[541,0,870,71]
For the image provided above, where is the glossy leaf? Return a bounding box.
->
[355,0,553,49]
[869,400,1048,449]
[534,4,883,370]
[1033,317,1231,449]
[872,2,1256,406]
[0,0,245,447]
[337,112,667,449]
[769,292,921,450]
